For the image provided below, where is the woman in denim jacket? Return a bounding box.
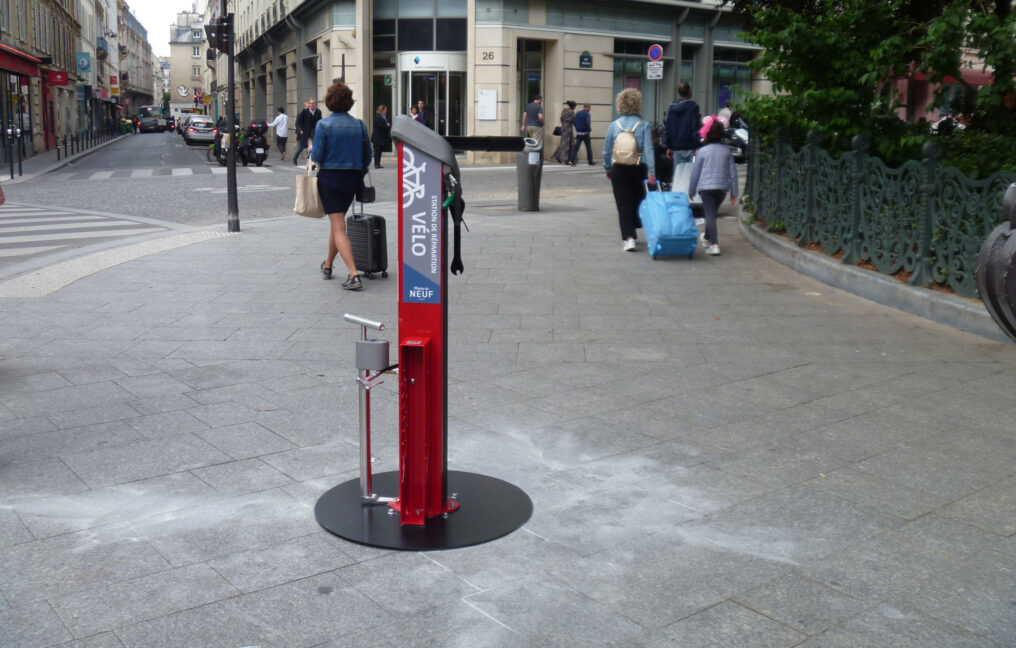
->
[603,88,656,252]
[312,82,371,291]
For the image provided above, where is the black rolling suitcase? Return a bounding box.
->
[346,200,388,279]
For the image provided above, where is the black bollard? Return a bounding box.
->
[976,183,1016,342]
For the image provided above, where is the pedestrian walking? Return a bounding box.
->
[571,103,594,165]
[371,105,391,169]
[664,82,701,168]
[312,81,371,291]
[292,98,322,165]
[553,101,576,164]
[267,107,289,160]
[603,88,656,252]
[688,115,738,257]
[520,95,544,150]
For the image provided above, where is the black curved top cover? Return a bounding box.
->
[390,114,460,183]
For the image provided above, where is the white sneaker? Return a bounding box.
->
[623,239,637,252]
[699,232,709,246]
[706,244,721,256]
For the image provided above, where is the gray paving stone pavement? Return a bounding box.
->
[1,189,1015,647]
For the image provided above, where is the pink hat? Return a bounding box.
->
[699,115,720,141]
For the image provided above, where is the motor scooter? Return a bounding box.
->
[213,123,248,166]
[722,115,749,163]
[241,120,270,167]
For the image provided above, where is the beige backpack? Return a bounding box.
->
[611,119,642,165]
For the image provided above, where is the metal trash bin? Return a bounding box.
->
[516,137,543,212]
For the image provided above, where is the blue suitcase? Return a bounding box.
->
[639,185,697,259]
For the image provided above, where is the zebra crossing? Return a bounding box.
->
[57,165,289,182]
[0,204,167,267]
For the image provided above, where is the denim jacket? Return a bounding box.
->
[310,112,370,172]
[602,115,655,177]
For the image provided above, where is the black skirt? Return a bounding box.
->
[317,169,364,215]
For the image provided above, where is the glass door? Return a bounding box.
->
[448,72,464,136]
[410,71,440,133]
[372,72,395,151]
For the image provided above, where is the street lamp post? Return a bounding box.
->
[221,1,239,232]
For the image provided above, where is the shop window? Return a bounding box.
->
[437,0,467,17]
[375,0,396,19]
[374,35,396,52]
[549,1,667,37]
[614,39,656,56]
[374,2,467,52]
[398,18,433,50]
[476,0,528,23]
[399,0,432,18]
[333,0,355,27]
[436,19,466,51]
[713,16,749,44]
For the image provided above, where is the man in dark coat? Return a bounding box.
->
[664,82,701,167]
[292,98,322,165]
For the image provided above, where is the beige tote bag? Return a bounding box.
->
[294,160,325,218]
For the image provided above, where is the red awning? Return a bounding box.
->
[0,43,42,77]
[910,68,995,86]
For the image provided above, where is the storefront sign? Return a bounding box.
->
[48,71,68,86]
[0,44,42,76]
[579,51,593,68]
[384,74,392,86]
[110,75,118,86]
[76,52,91,74]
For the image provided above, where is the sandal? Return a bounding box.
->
[320,261,332,279]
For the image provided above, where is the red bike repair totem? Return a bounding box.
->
[392,140,458,525]
[313,116,530,551]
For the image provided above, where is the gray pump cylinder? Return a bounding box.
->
[355,339,390,371]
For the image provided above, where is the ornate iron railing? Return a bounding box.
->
[745,130,1016,298]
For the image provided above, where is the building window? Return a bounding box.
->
[192,65,201,78]
[476,0,527,23]
[193,29,201,39]
[192,46,200,56]
[372,0,467,52]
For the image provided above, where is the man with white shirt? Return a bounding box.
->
[267,107,289,161]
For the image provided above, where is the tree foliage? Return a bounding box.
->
[727,0,1016,169]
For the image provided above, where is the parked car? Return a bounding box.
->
[178,114,195,137]
[183,116,216,145]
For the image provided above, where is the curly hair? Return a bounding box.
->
[615,88,642,116]
[324,82,354,113]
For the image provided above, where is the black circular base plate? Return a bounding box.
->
[314,471,532,551]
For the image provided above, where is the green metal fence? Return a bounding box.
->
[745,130,1016,298]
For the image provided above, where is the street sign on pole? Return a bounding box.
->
[648,44,664,62]
[647,60,663,80]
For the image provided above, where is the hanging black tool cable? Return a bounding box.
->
[444,173,468,275]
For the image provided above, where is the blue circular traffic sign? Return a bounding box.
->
[648,44,664,62]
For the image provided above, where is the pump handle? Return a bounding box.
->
[343,313,385,331]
